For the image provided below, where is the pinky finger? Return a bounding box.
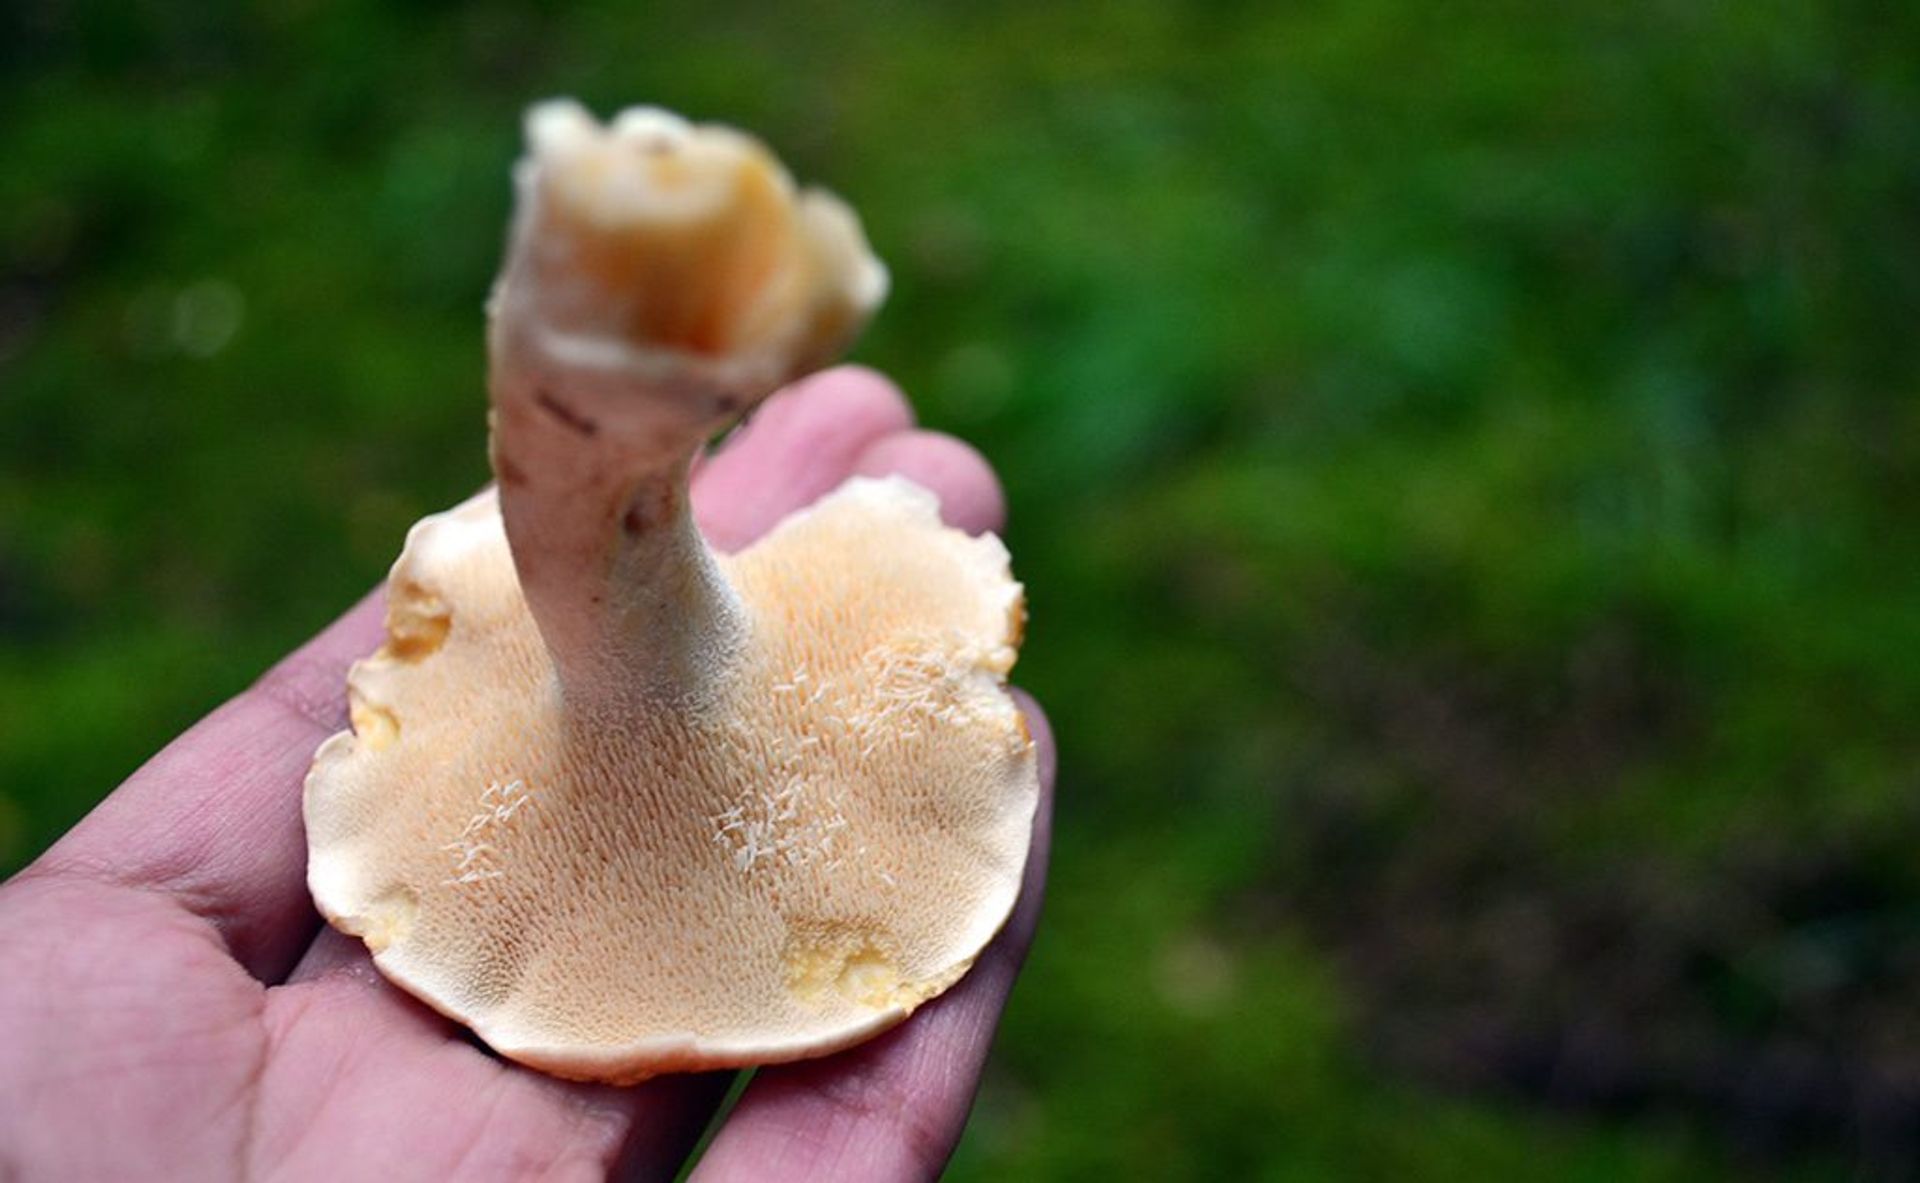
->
[854,430,1007,538]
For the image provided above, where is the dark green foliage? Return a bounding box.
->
[4,1,1916,1176]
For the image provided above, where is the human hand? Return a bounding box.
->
[0,366,1055,1182]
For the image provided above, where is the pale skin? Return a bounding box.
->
[0,366,1055,1181]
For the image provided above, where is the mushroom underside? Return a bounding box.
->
[304,476,1036,1081]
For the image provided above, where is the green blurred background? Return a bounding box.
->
[4,0,1919,1177]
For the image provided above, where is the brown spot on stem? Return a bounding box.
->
[622,484,679,536]
[535,388,600,437]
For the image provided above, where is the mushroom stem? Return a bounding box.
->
[480,101,886,705]
[486,325,748,702]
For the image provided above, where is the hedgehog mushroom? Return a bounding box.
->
[302,101,1037,1083]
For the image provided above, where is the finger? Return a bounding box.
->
[853,430,1007,537]
[264,929,732,1181]
[690,693,1056,1182]
[27,592,386,981]
[694,365,913,551]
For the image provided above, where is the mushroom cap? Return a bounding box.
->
[304,476,1036,1081]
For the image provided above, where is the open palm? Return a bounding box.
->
[0,368,1055,1182]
